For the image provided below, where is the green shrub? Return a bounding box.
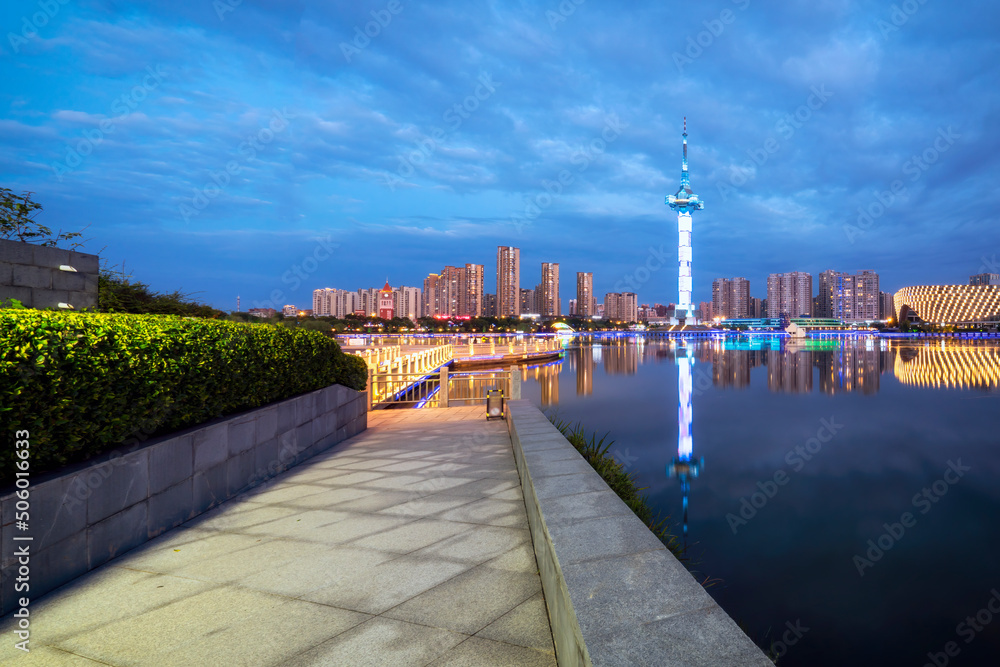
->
[0,311,367,483]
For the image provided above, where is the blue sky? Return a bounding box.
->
[2,0,998,311]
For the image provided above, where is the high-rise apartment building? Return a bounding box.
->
[576,272,594,317]
[464,263,484,316]
[497,246,520,317]
[711,277,750,319]
[312,288,335,316]
[520,288,536,315]
[818,270,880,321]
[767,272,813,318]
[439,265,465,316]
[357,288,380,316]
[568,299,577,316]
[540,263,560,316]
[396,286,422,320]
[603,292,638,322]
[879,290,895,321]
[483,293,497,317]
[422,273,440,316]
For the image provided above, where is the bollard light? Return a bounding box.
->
[485,388,504,420]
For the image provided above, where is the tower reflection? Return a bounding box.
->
[668,341,702,545]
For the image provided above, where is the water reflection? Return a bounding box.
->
[668,341,702,544]
[530,336,1000,395]
[894,342,1000,389]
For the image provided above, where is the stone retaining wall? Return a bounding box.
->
[0,239,99,310]
[0,384,366,616]
[506,399,771,666]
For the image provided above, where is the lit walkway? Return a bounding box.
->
[0,407,556,666]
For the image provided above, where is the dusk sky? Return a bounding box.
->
[2,0,998,311]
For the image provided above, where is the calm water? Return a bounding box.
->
[520,334,1000,666]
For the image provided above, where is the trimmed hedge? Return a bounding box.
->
[0,311,367,483]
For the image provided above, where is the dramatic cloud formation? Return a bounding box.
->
[2,0,998,309]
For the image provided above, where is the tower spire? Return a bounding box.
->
[681,117,690,188]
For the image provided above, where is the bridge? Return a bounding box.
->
[338,335,564,408]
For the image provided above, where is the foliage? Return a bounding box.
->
[97,264,223,318]
[0,311,367,484]
[548,415,684,561]
[0,187,86,248]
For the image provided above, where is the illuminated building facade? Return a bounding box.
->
[422,273,440,316]
[541,262,560,316]
[464,263,484,317]
[603,292,638,322]
[767,272,813,318]
[817,269,879,321]
[712,277,750,319]
[893,285,1000,324]
[576,272,594,317]
[497,246,520,317]
[666,118,704,323]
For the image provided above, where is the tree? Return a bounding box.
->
[0,187,87,248]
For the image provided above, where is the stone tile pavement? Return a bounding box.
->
[0,406,556,666]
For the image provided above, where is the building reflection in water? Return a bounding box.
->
[892,341,1000,390]
[524,360,562,406]
[602,337,640,376]
[707,336,895,394]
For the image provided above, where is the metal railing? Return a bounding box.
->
[367,366,521,409]
[453,337,563,359]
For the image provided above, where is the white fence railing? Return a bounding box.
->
[366,367,521,409]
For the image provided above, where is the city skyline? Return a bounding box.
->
[4,2,996,311]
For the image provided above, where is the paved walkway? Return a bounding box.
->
[1,407,556,666]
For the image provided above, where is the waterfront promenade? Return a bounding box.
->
[0,407,556,666]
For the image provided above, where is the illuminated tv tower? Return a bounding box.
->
[666,118,704,323]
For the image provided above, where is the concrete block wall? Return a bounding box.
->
[0,383,367,615]
[0,239,99,310]
[506,399,772,667]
